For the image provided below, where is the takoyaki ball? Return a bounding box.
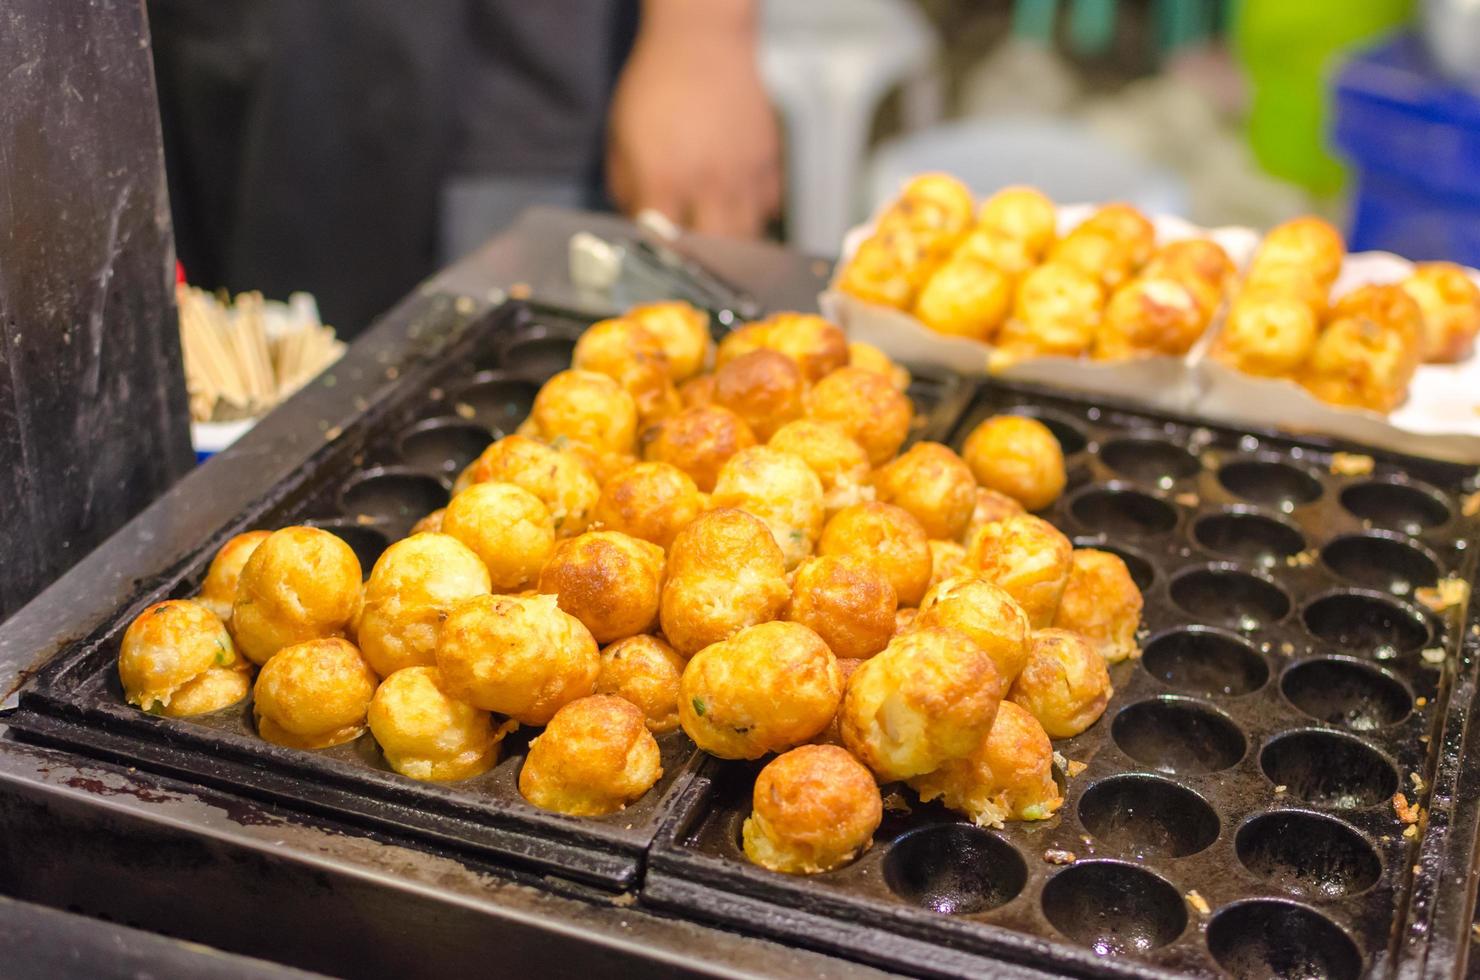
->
[1142,238,1234,297]
[367,665,505,781]
[846,341,911,391]
[231,526,362,665]
[753,312,850,383]
[437,593,597,723]
[912,256,1012,341]
[1242,263,1331,317]
[917,576,1030,694]
[806,367,913,467]
[886,172,975,243]
[1054,549,1143,664]
[1250,215,1345,287]
[640,404,757,493]
[355,533,492,677]
[119,599,243,714]
[815,657,865,747]
[627,300,712,381]
[711,349,805,441]
[767,419,872,517]
[964,487,1026,544]
[961,415,1067,512]
[470,435,600,537]
[538,530,665,644]
[976,185,1058,259]
[1005,262,1104,358]
[253,637,378,749]
[837,231,919,310]
[409,508,446,535]
[527,369,639,457]
[872,441,977,540]
[965,513,1074,629]
[1330,283,1424,348]
[908,700,1062,827]
[678,373,716,408]
[679,620,843,759]
[742,744,882,875]
[1078,202,1157,268]
[818,502,933,607]
[1403,262,1480,362]
[839,626,1001,781]
[954,226,1036,280]
[928,540,967,591]
[197,530,271,622]
[592,461,705,551]
[595,634,686,733]
[1008,628,1112,738]
[519,695,663,817]
[710,447,825,569]
[1048,228,1137,291]
[443,482,554,591]
[660,508,790,656]
[1097,277,1209,359]
[572,317,680,425]
[1210,290,1320,377]
[786,555,897,660]
[165,666,252,719]
[1298,314,1419,414]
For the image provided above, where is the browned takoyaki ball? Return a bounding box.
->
[1403,262,1480,362]
[892,172,976,235]
[873,441,977,540]
[1298,314,1419,414]
[751,312,851,383]
[818,502,933,607]
[1330,283,1424,347]
[1249,215,1345,288]
[909,700,1062,827]
[409,508,446,535]
[367,665,507,781]
[519,695,663,817]
[679,620,843,759]
[442,482,554,591]
[592,461,705,551]
[1001,262,1104,359]
[1048,228,1137,292]
[954,226,1037,280]
[572,317,681,426]
[1210,291,1320,378]
[626,300,713,381]
[253,637,378,749]
[966,513,1074,630]
[659,508,791,656]
[786,555,897,660]
[640,404,757,493]
[119,599,245,715]
[711,447,825,569]
[961,415,1067,512]
[1054,549,1144,664]
[840,625,1001,782]
[1097,277,1209,359]
[538,530,665,644]
[526,369,639,457]
[964,487,1026,544]
[806,366,913,467]
[231,526,362,666]
[767,419,872,516]
[1242,263,1332,318]
[837,230,921,310]
[1009,628,1112,738]
[711,349,805,441]
[197,530,271,622]
[595,634,687,733]
[1079,202,1157,268]
[1142,238,1235,298]
[436,593,598,724]
[928,540,967,592]
[355,532,492,677]
[916,576,1030,694]
[470,435,600,537]
[678,373,716,408]
[742,744,883,875]
[976,185,1058,259]
[846,341,911,391]
[912,256,1013,341]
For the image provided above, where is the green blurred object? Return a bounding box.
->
[1234,0,1414,195]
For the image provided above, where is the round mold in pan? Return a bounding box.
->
[395,417,493,479]
[1040,860,1187,956]
[1216,454,1324,509]
[1076,773,1219,860]
[1339,477,1452,535]
[1070,536,1158,592]
[300,518,391,578]
[1067,483,1180,540]
[882,824,1027,915]
[1301,589,1432,660]
[337,466,450,540]
[1259,729,1399,808]
[1110,696,1247,775]
[1140,626,1270,699]
[1279,656,1412,731]
[447,370,539,437]
[494,324,579,379]
[1168,563,1291,632]
[1206,898,1362,980]
[1190,507,1306,568]
[1234,809,1382,900]
[1097,433,1201,489]
[1319,531,1440,597]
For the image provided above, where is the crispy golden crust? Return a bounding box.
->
[917,576,1030,694]
[1250,216,1345,288]
[659,509,790,656]
[846,341,911,391]
[470,435,600,537]
[711,349,805,441]
[1143,238,1234,296]
[538,531,665,644]
[231,527,362,666]
[527,369,639,457]
[710,447,825,570]
[356,533,492,677]
[596,634,687,733]
[908,700,1062,826]
[1078,203,1156,268]
[592,461,705,550]
[1242,264,1331,318]
[435,593,599,724]
[367,666,506,781]
[165,666,251,718]
[743,744,882,874]
[409,508,446,535]
[954,226,1036,280]
[1009,628,1112,738]
[678,373,716,408]
[912,256,1012,341]
[751,313,850,383]
[806,367,913,467]
[893,173,975,236]
[253,637,378,749]
[640,404,757,493]
[767,419,873,517]
[519,695,663,816]
[1001,263,1104,359]
[572,317,681,426]
[976,186,1057,259]
[928,540,967,592]
[965,514,1073,629]
[818,502,933,607]
[961,415,1067,512]
[119,599,241,712]
[197,531,271,622]
[893,607,918,635]
[1097,277,1209,359]
[443,483,554,591]
[786,556,897,660]
[679,621,842,759]
[963,487,1026,544]
[1403,262,1480,363]
[1298,315,1418,414]
[838,231,923,309]
[1211,291,1320,377]
[840,626,1001,782]
[1048,228,1137,291]
[627,301,713,381]
[815,657,865,747]
[873,441,977,540]
[1331,283,1424,348]
[1054,549,1143,663]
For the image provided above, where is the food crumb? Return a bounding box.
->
[454,295,477,315]
[610,892,637,908]
[454,402,476,420]
[1417,697,1428,708]
[1404,824,1420,839]
[324,425,343,441]
[1174,492,1199,507]
[1186,890,1210,916]
[509,282,533,300]
[1274,784,1287,794]
[1067,760,1088,778]
[1411,772,1427,794]
[1043,848,1076,865]
[1463,490,1480,518]
[1279,641,1295,656]
[1330,452,1375,476]
[1472,922,1480,941]
[1422,647,1447,665]
[1394,792,1421,824]
[1416,578,1469,614]
[881,792,912,815]
[354,513,377,526]
[386,366,399,380]
[1285,550,1316,568]
[1421,735,1431,744]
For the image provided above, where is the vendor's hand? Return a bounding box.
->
[606,2,781,239]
